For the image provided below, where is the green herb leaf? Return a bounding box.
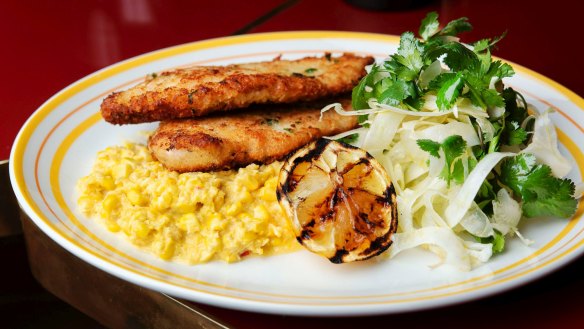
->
[378,79,415,105]
[505,122,528,145]
[473,32,508,53]
[419,11,440,41]
[337,133,359,144]
[436,72,464,110]
[395,32,425,75]
[417,139,441,157]
[426,42,479,72]
[442,135,467,167]
[499,153,578,218]
[473,39,491,53]
[438,17,472,36]
[475,230,505,253]
[352,12,523,132]
[417,135,468,186]
[352,64,381,110]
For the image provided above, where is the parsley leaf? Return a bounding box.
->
[417,135,468,186]
[352,64,379,110]
[475,230,505,253]
[504,121,528,146]
[426,41,479,72]
[378,79,415,105]
[473,31,508,53]
[337,133,359,144]
[499,154,578,218]
[395,32,425,74]
[435,72,464,110]
[417,139,441,157]
[351,11,524,133]
[442,135,467,169]
[419,11,439,41]
[438,17,472,36]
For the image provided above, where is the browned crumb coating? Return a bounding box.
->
[148,98,358,172]
[100,53,373,124]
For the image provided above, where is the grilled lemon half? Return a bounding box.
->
[277,138,398,263]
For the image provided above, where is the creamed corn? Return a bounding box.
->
[77,143,299,263]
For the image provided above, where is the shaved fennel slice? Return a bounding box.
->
[463,240,493,266]
[421,192,450,228]
[418,96,490,119]
[368,100,489,119]
[418,121,480,146]
[575,182,584,198]
[389,227,472,271]
[360,111,405,151]
[419,60,444,89]
[326,127,368,143]
[397,177,446,231]
[444,152,515,228]
[459,203,494,238]
[521,109,572,177]
[320,102,385,117]
[396,191,416,232]
[475,116,496,142]
[371,150,403,194]
[491,188,522,235]
[428,148,447,178]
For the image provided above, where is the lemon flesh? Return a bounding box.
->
[277,138,398,263]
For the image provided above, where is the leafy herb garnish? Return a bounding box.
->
[336,133,359,145]
[475,230,505,254]
[354,12,580,256]
[352,11,510,112]
[498,154,578,218]
[417,135,468,186]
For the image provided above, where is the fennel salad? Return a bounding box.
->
[325,12,583,270]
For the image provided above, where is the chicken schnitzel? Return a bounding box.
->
[148,98,357,172]
[101,53,373,124]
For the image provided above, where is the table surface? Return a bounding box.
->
[1,0,583,327]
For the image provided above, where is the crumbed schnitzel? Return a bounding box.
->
[148,98,357,172]
[101,53,373,124]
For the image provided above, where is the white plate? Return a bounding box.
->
[9,31,584,316]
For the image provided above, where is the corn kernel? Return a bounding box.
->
[105,220,120,232]
[253,204,270,220]
[127,188,146,206]
[112,161,133,180]
[242,231,258,243]
[133,221,150,239]
[224,202,241,216]
[242,177,260,191]
[177,213,199,232]
[175,201,195,214]
[208,213,225,231]
[102,193,119,212]
[259,187,277,202]
[158,238,175,260]
[238,189,253,203]
[101,176,115,190]
[154,191,173,210]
